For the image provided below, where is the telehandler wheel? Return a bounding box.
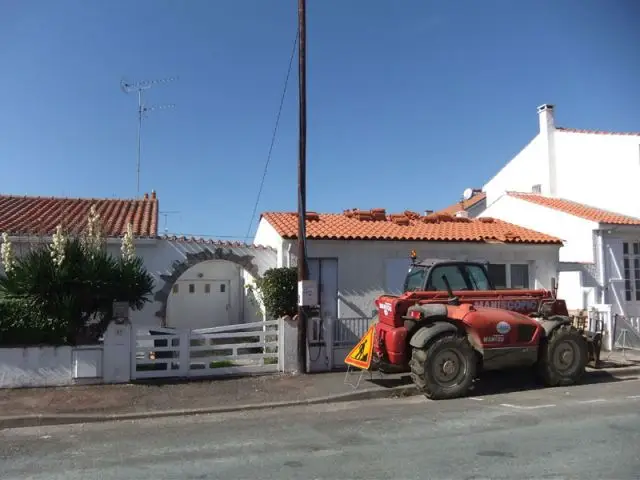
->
[409,333,477,400]
[537,324,588,387]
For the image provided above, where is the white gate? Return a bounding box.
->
[131,320,281,379]
[307,316,371,372]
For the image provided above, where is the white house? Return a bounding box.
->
[483,103,640,218]
[0,192,276,330]
[254,208,563,370]
[480,192,640,349]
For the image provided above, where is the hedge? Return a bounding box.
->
[0,298,69,347]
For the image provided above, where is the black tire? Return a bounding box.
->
[409,333,477,400]
[537,324,588,387]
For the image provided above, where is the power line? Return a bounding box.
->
[244,29,299,241]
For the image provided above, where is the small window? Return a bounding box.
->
[188,284,195,294]
[220,283,226,293]
[624,242,629,255]
[510,264,530,289]
[487,264,507,289]
[531,184,542,194]
[204,283,211,294]
[172,284,179,294]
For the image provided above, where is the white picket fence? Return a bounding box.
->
[132,320,280,379]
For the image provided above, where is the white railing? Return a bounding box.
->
[334,317,371,347]
[306,316,373,372]
[612,314,640,351]
[587,304,613,351]
[132,320,280,379]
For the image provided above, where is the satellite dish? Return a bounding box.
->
[462,188,474,201]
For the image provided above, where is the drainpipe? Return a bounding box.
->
[595,230,607,305]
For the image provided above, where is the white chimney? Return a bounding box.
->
[536,103,557,197]
[537,104,555,133]
[455,210,469,218]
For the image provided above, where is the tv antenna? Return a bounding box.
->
[160,210,180,234]
[121,76,178,198]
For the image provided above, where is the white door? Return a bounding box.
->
[168,280,231,329]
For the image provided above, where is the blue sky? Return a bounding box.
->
[1,0,639,240]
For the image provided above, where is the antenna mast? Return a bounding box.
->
[159,210,180,234]
[121,76,178,198]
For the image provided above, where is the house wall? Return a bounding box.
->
[479,195,597,263]
[254,219,288,267]
[483,135,545,207]
[480,195,601,311]
[287,239,559,321]
[554,132,640,218]
[125,239,277,327]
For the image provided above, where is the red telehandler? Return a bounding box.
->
[369,253,602,400]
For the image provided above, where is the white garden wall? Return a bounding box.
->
[0,345,102,388]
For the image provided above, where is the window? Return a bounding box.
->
[622,242,640,301]
[404,266,427,291]
[510,264,530,289]
[466,265,491,290]
[204,283,211,294]
[487,263,529,289]
[531,184,542,194]
[188,284,195,294]
[220,283,226,293]
[427,265,468,291]
[172,284,179,294]
[487,264,507,289]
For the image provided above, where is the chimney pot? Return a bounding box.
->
[143,193,149,199]
[151,190,157,199]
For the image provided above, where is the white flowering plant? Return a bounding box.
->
[0,232,15,273]
[121,223,136,262]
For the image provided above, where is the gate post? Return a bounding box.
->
[102,319,132,384]
[279,315,300,374]
[179,330,191,377]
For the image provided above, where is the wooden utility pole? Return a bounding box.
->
[297,0,308,374]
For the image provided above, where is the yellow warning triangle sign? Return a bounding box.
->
[344,325,375,370]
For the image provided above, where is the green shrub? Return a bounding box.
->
[0,298,69,347]
[254,267,297,319]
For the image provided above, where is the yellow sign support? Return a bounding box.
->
[344,325,375,370]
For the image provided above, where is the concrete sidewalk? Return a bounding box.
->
[1,352,639,430]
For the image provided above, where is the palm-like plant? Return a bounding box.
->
[0,236,154,345]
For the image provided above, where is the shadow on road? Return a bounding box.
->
[364,368,636,397]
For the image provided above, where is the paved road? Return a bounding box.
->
[2,377,640,479]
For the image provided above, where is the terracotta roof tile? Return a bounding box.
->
[507,192,640,225]
[261,209,561,244]
[437,191,487,216]
[556,127,640,137]
[0,192,159,237]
